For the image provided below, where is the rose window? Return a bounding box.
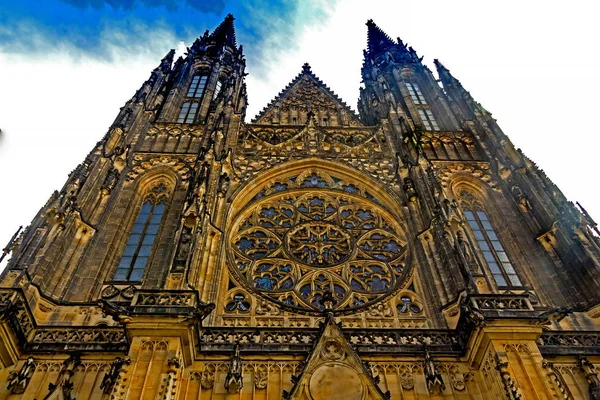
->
[228,174,409,313]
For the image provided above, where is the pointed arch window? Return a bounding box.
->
[187,74,208,98]
[406,82,427,105]
[460,191,522,287]
[113,186,168,282]
[418,109,440,131]
[213,80,222,100]
[177,101,199,123]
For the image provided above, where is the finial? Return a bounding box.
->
[226,13,234,20]
[366,19,374,26]
[302,63,312,73]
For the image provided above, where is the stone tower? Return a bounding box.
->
[1,16,600,400]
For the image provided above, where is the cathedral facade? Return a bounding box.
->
[2,14,600,399]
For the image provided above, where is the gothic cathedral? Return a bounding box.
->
[2,15,600,400]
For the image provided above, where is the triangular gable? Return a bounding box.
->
[284,313,388,400]
[252,63,364,127]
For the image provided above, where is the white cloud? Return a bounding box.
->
[1,0,599,272]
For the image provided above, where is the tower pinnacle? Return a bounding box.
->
[365,19,396,54]
[209,13,237,49]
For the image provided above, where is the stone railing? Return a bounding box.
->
[29,327,127,352]
[130,289,214,320]
[538,331,600,356]
[470,294,534,312]
[199,326,466,355]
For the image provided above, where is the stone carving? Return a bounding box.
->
[542,360,575,400]
[126,155,195,182]
[173,225,193,271]
[100,357,130,395]
[423,348,445,393]
[436,161,498,190]
[321,340,345,361]
[579,356,600,400]
[229,190,408,313]
[255,300,281,316]
[495,355,523,400]
[163,357,182,400]
[254,365,268,389]
[97,299,131,323]
[460,296,486,327]
[101,145,130,195]
[535,306,574,326]
[44,353,82,400]
[200,364,216,389]
[133,291,196,307]
[7,357,35,394]
[225,344,243,393]
[470,295,532,311]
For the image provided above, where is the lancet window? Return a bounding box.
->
[459,191,522,287]
[213,80,222,100]
[113,185,168,282]
[406,82,427,105]
[177,101,199,123]
[417,109,440,131]
[187,74,208,98]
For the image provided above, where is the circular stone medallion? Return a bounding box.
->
[286,222,353,267]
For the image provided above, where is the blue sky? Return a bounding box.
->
[0,0,329,76]
[0,0,599,260]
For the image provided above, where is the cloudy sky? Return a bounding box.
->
[1,0,599,267]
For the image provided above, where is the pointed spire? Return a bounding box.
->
[157,49,175,74]
[302,62,312,74]
[209,13,237,49]
[434,59,461,90]
[366,19,396,54]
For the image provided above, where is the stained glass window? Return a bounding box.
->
[229,176,409,313]
[113,193,166,282]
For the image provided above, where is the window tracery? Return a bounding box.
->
[250,169,382,206]
[113,184,169,282]
[459,190,522,287]
[228,177,409,313]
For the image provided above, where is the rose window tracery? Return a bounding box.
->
[229,173,409,313]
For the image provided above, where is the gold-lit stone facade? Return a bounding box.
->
[1,14,600,400]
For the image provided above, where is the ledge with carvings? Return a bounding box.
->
[0,288,128,353]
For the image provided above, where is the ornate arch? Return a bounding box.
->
[225,159,411,315]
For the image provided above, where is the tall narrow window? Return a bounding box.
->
[213,80,222,100]
[418,109,440,131]
[460,192,522,287]
[177,101,199,123]
[114,190,167,282]
[187,75,208,98]
[322,118,328,126]
[406,82,427,104]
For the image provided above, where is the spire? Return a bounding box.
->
[434,59,462,92]
[209,13,237,49]
[366,19,395,54]
[434,59,487,118]
[156,49,175,74]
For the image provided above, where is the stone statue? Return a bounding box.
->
[424,348,446,393]
[7,356,35,394]
[225,344,243,393]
